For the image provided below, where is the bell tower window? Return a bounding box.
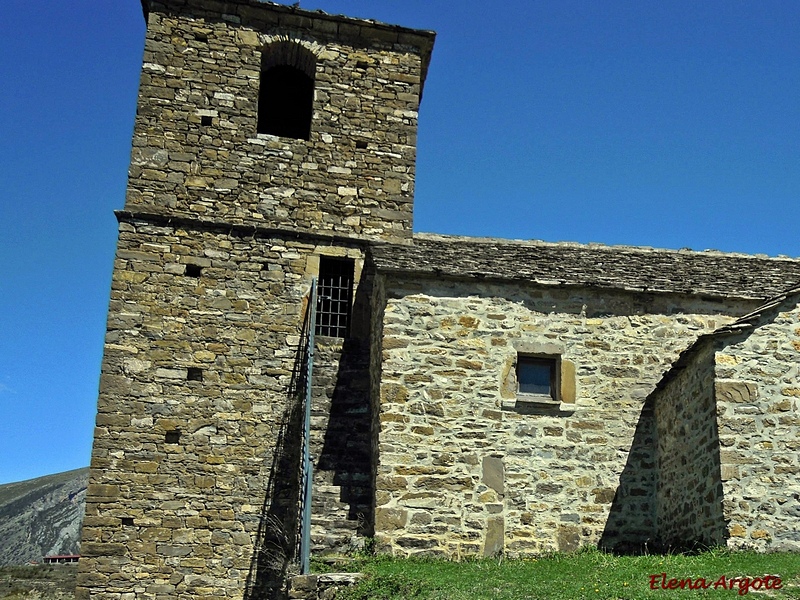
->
[257,42,316,140]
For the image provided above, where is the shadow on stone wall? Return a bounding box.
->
[654,345,726,551]
[315,338,373,541]
[243,397,303,600]
[601,344,727,554]
[312,271,375,551]
[599,397,657,554]
[243,300,312,600]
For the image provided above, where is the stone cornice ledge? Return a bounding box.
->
[114,210,387,250]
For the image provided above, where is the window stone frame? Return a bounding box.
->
[502,341,576,412]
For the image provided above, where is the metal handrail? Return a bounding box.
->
[299,278,317,574]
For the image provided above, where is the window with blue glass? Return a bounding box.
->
[517,356,558,401]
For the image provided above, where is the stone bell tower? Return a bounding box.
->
[77,1,434,598]
[124,0,433,242]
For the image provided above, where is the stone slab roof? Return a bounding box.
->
[654,283,800,392]
[370,233,800,300]
[706,281,800,337]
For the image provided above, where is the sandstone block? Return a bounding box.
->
[482,456,504,494]
[556,526,580,552]
[86,483,120,499]
[592,487,615,504]
[81,542,127,557]
[728,523,747,537]
[375,507,408,531]
[377,475,408,491]
[483,516,504,557]
[560,359,576,404]
[157,545,192,557]
[381,382,408,404]
[715,380,757,403]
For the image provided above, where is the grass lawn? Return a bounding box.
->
[326,548,800,600]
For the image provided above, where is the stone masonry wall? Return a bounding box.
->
[76,217,368,600]
[375,275,759,557]
[654,343,725,549]
[714,300,800,551]
[128,0,432,242]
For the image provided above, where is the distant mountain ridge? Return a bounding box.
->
[0,468,88,566]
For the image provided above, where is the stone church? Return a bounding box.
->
[77,0,800,598]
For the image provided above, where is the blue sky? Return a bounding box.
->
[1,0,799,484]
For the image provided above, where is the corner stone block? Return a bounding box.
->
[86,483,120,500]
[81,542,127,557]
[482,456,504,494]
[98,374,133,395]
[720,465,740,481]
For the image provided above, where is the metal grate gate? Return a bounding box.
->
[314,257,354,338]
